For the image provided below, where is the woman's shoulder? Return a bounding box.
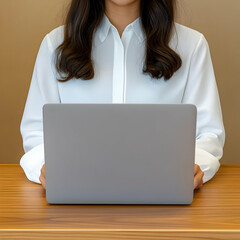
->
[174,22,203,40]
[172,22,207,55]
[45,25,65,51]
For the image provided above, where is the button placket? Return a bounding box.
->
[112,51,124,103]
[122,29,133,103]
[112,28,125,103]
[111,26,133,104]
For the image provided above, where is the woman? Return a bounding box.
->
[20,0,225,190]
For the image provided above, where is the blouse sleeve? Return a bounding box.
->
[20,34,60,184]
[182,34,225,184]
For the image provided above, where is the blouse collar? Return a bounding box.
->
[95,13,146,45]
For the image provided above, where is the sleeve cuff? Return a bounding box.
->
[19,144,45,184]
[195,147,221,184]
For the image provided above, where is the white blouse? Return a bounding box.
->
[20,14,225,185]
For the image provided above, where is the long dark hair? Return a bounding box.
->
[56,0,182,82]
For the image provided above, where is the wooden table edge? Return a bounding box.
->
[1,229,240,240]
[1,229,240,232]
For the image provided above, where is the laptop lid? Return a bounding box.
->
[43,103,197,204]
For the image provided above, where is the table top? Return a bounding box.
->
[0,164,240,239]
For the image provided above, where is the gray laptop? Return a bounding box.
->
[43,103,197,205]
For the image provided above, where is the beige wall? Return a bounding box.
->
[0,0,239,164]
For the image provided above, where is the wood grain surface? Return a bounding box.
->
[0,164,240,239]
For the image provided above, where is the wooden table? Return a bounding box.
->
[0,164,240,239]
